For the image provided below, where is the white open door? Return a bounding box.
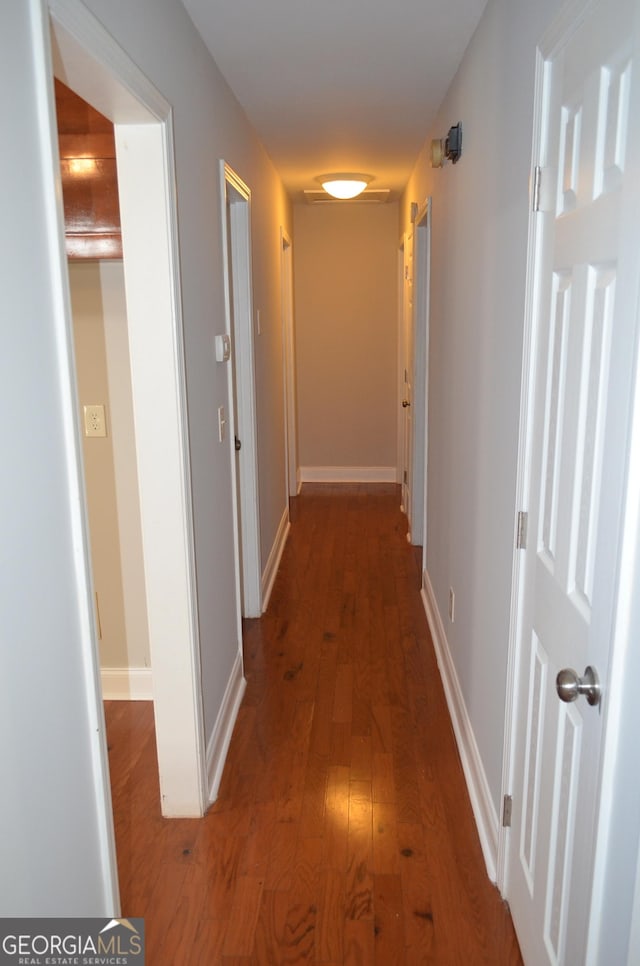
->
[401,230,414,524]
[281,229,298,497]
[220,162,262,620]
[505,0,640,962]
[411,200,431,556]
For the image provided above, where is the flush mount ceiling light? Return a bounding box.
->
[316,173,373,199]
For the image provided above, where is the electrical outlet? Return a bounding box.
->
[84,404,106,437]
[449,588,455,623]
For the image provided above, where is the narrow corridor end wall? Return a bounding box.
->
[294,203,398,479]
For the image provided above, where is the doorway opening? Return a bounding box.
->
[281,229,299,501]
[399,230,414,522]
[220,162,262,620]
[48,0,206,836]
[56,80,152,703]
[413,199,432,578]
[398,202,431,580]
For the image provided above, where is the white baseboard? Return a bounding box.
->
[420,570,500,882]
[206,652,246,804]
[299,466,396,483]
[261,504,290,613]
[101,666,153,700]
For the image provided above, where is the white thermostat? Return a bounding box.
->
[215,334,231,362]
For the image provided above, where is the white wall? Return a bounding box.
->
[100,261,151,677]
[293,203,398,477]
[69,260,126,668]
[1,0,291,912]
[69,260,150,676]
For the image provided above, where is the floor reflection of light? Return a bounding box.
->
[67,157,98,176]
[325,775,351,831]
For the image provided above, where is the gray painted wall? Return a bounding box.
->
[1,0,291,912]
[401,0,640,954]
[0,2,117,914]
[401,0,568,815]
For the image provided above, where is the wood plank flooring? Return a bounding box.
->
[105,483,522,964]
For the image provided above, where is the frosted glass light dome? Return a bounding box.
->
[317,173,372,199]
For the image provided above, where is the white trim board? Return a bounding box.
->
[299,466,396,483]
[101,667,153,701]
[420,570,500,882]
[206,653,246,803]
[261,504,290,613]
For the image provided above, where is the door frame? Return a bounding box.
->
[411,198,432,560]
[219,161,262,619]
[499,3,640,958]
[399,229,414,519]
[397,236,407,489]
[281,228,299,497]
[47,0,207,830]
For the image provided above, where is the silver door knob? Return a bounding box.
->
[556,666,601,707]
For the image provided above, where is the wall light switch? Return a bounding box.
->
[84,404,107,437]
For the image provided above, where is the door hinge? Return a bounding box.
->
[502,794,513,828]
[532,165,542,212]
[516,511,528,550]
[403,470,408,484]
[532,165,554,212]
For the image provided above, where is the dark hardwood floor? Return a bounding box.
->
[105,483,522,964]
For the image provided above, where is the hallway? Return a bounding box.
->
[107,484,522,963]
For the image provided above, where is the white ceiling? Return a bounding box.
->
[181,0,487,201]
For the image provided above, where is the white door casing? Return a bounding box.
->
[281,229,298,497]
[411,200,432,557]
[220,162,262,621]
[397,239,405,486]
[504,0,640,963]
[401,230,414,525]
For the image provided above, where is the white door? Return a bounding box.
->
[225,195,245,603]
[281,230,298,497]
[220,163,262,620]
[411,201,431,554]
[506,0,640,963]
[402,230,414,521]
